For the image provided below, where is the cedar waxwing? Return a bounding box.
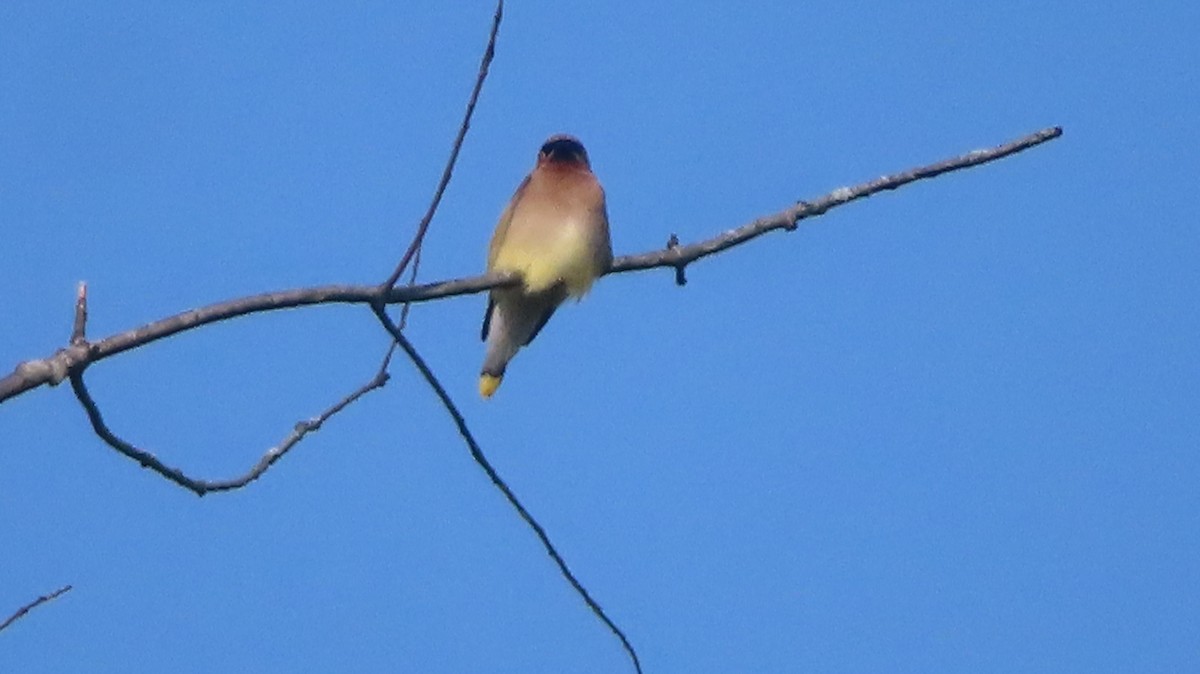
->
[479,135,613,398]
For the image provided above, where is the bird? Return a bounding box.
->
[479,134,613,398]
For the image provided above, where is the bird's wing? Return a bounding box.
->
[487,174,531,270]
[524,284,568,345]
[480,296,495,342]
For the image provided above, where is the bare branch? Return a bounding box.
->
[0,585,72,634]
[372,306,643,674]
[67,357,390,496]
[382,0,504,291]
[0,126,1061,406]
[612,125,1064,275]
[0,276,514,404]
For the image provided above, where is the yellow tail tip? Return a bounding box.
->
[479,374,502,399]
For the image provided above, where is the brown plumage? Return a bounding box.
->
[479,135,612,398]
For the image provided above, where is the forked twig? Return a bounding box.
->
[42,0,508,497]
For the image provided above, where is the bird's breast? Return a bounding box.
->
[492,169,608,297]
[494,213,602,296]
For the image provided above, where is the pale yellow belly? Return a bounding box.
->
[493,220,600,297]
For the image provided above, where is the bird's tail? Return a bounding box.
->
[479,373,503,398]
[479,295,517,399]
[478,287,563,399]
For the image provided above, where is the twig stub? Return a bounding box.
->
[70,282,89,346]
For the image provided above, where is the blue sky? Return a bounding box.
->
[2,1,1197,672]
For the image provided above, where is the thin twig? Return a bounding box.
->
[0,126,1062,406]
[0,585,72,634]
[381,0,503,291]
[371,306,643,673]
[396,246,422,331]
[381,7,640,665]
[68,357,391,496]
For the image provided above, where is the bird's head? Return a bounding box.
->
[537,134,590,168]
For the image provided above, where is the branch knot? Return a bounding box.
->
[666,234,687,286]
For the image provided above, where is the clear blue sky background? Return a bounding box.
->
[2,2,1197,672]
